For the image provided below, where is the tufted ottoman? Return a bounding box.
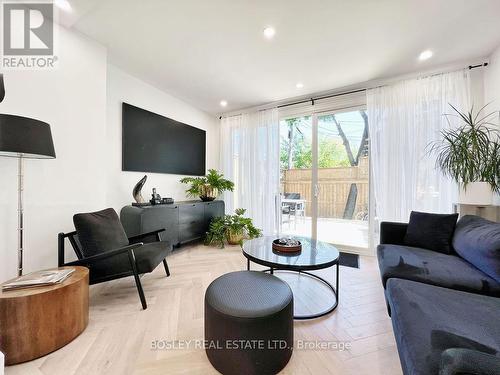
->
[204,271,294,375]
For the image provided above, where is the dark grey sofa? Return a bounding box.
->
[377,215,500,375]
[386,278,500,375]
[378,215,500,297]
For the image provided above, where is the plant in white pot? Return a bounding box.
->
[429,104,500,205]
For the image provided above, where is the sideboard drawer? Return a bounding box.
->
[179,223,205,243]
[179,203,204,224]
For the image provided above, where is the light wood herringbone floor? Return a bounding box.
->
[6,243,403,375]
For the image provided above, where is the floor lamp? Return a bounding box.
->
[0,114,56,276]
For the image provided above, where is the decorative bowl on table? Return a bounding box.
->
[272,238,302,253]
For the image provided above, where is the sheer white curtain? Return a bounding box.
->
[220,108,280,235]
[367,70,470,227]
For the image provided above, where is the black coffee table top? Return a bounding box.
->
[242,236,340,271]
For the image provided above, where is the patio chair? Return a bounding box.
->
[283,192,300,213]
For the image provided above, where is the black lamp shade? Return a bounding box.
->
[0,114,56,159]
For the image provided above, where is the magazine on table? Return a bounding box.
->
[2,268,75,291]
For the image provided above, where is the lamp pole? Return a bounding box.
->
[18,156,24,276]
[0,77,56,276]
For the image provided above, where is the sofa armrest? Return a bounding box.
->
[439,348,500,375]
[380,222,408,245]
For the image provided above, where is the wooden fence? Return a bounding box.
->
[282,157,369,219]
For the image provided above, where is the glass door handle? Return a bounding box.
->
[313,184,320,197]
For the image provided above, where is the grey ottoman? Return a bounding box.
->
[205,271,293,375]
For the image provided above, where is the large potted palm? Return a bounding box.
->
[180,169,234,201]
[429,104,500,205]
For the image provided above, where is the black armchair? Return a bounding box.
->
[58,208,172,310]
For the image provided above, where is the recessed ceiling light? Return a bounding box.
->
[55,0,73,12]
[263,27,276,39]
[296,82,304,89]
[220,100,228,107]
[419,50,433,61]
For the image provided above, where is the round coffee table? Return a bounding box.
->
[242,236,339,320]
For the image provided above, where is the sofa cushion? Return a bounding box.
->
[89,241,171,282]
[452,215,500,283]
[386,278,500,375]
[73,208,129,257]
[403,211,458,254]
[377,244,500,297]
[439,348,500,375]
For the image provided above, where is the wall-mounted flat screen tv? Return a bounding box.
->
[122,103,206,176]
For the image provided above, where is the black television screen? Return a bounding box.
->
[122,103,206,176]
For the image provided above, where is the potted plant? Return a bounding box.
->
[180,169,234,201]
[429,104,500,205]
[205,208,262,248]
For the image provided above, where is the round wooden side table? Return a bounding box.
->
[0,266,89,365]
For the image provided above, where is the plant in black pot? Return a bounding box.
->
[180,169,234,201]
[428,104,500,205]
[205,208,262,248]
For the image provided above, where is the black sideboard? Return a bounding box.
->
[120,200,225,248]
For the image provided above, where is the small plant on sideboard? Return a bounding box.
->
[180,169,234,202]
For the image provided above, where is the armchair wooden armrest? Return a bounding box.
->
[128,228,166,243]
[63,242,149,309]
[63,243,144,267]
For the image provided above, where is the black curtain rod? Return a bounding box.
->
[469,62,488,70]
[219,62,488,119]
[277,88,366,109]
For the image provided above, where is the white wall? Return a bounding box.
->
[485,45,500,115]
[485,45,500,204]
[105,65,219,211]
[470,68,485,108]
[0,29,219,282]
[0,25,107,281]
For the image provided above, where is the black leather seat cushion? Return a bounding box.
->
[205,271,294,375]
[377,244,500,297]
[90,241,171,282]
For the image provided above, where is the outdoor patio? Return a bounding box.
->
[280,216,369,251]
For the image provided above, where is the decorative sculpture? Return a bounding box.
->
[150,187,162,205]
[133,175,147,204]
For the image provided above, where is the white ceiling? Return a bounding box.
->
[64,0,500,114]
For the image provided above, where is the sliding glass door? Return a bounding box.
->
[315,110,369,250]
[279,115,313,238]
[279,108,369,251]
